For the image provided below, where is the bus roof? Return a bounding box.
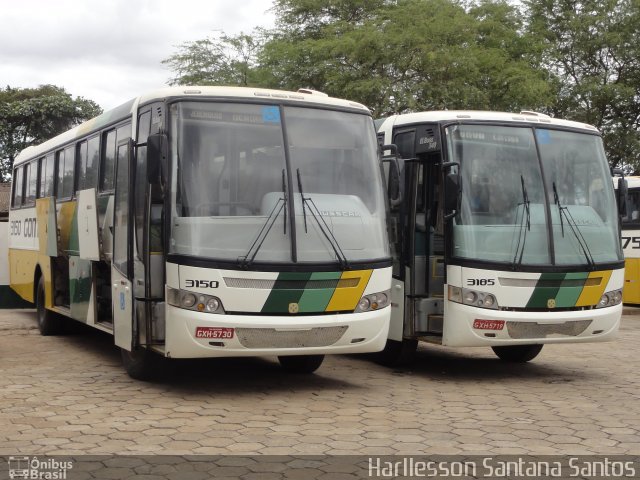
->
[619,176,640,189]
[379,110,601,133]
[14,86,370,167]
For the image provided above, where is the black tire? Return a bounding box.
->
[36,276,62,336]
[121,347,170,381]
[492,344,543,363]
[375,338,418,367]
[278,355,325,374]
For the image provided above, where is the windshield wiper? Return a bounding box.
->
[296,169,308,233]
[552,182,564,237]
[512,175,531,268]
[552,181,595,269]
[238,169,288,269]
[297,168,350,270]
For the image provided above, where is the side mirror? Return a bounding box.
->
[442,162,460,220]
[444,172,460,216]
[146,133,168,185]
[381,144,403,207]
[618,177,629,217]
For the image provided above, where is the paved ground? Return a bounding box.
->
[0,308,639,456]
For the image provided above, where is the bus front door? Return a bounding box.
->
[112,140,134,350]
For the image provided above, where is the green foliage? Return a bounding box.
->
[260,0,553,115]
[163,32,268,87]
[0,85,102,180]
[525,0,640,170]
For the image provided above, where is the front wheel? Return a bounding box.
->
[121,347,170,381]
[492,344,543,362]
[36,276,62,336]
[278,355,324,374]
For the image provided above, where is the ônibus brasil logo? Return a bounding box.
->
[7,456,73,479]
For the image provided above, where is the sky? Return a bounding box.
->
[1,0,276,110]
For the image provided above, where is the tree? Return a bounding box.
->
[525,0,640,170]
[260,0,554,115]
[162,32,268,87]
[0,85,102,180]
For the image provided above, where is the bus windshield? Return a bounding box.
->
[447,124,622,267]
[169,101,389,265]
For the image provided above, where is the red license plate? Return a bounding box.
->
[195,327,234,339]
[473,319,505,330]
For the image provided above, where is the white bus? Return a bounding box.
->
[376,110,624,363]
[8,86,392,379]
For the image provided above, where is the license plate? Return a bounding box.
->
[195,327,234,339]
[473,319,505,330]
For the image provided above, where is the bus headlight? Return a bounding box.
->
[355,290,390,312]
[449,286,500,310]
[596,289,623,308]
[167,287,226,314]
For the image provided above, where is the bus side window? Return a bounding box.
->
[76,140,88,191]
[37,157,46,198]
[12,165,24,207]
[25,161,37,206]
[86,135,99,189]
[43,153,55,197]
[101,130,116,192]
[62,145,75,198]
[55,149,65,199]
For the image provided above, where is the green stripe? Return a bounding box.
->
[554,272,588,307]
[261,272,311,313]
[526,273,565,308]
[298,272,341,313]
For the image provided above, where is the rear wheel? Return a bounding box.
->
[36,276,62,336]
[278,355,324,374]
[121,347,170,381]
[375,338,418,367]
[492,344,543,362]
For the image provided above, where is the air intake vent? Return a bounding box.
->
[235,326,348,348]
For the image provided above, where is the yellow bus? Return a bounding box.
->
[617,176,640,303]
[8,86,392,379]
[377,110,624,363]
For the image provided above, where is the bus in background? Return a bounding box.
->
[615,175,640,303]
[8,86,392,379]
[376,110,624,364]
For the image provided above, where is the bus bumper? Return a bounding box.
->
[441,300,622,347]
[163,304,390,358]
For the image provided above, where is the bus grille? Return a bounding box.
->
[506,320,592,339]
[235,326,348,348]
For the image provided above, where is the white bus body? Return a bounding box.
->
[9,86,392,378]
[377,110,623,363]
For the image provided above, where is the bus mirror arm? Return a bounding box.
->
[146,133,169,186]
[617,176,629,217]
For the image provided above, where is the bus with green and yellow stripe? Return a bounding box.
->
[8,86,392,379]
[377,110,624,364]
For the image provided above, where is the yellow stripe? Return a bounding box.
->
[325,270,373,312]
[575,270,612,307]
[623,259,640,304]
[8,249,38,303]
